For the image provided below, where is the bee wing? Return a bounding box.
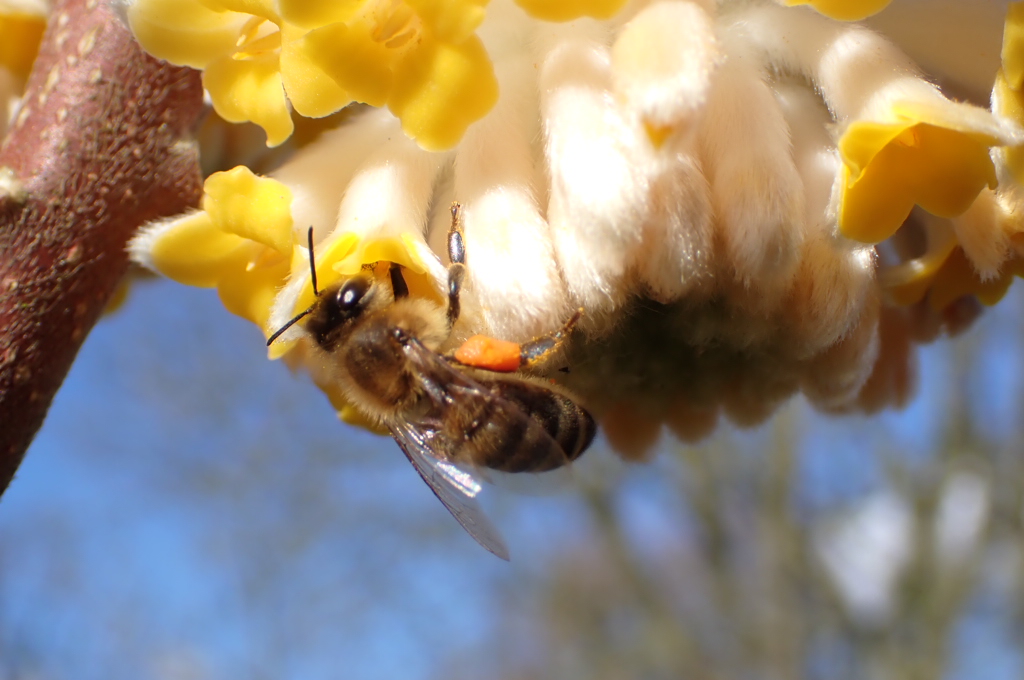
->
[390,418,511,561]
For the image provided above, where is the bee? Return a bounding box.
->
[268,204,596,559]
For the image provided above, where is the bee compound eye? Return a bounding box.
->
[336,277,371,313]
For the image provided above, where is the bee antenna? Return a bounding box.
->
[307,226,319,296]
[266,308,313,347]
[266,226,320,348]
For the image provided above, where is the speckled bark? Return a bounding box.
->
[0,0,204,494]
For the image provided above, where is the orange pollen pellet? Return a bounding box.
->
[454,335,522,373]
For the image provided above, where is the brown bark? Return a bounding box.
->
[0,0,204,494]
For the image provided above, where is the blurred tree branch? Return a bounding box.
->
[0,0,204,494]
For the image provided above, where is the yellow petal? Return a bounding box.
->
[127,0,245,69]
[103,275,133,316]
[995,70,1024,185]
[291,232,441,316]
[203,166,295,254]
[335,234,444,304]
[217,252,291,327]
[1003,1,1024,90]
[333,234,430,276]
[338,403,390,435]
[1007,148,1024,197]
[279,38,354,117]
[281,21,391,112]
[203,53,295,146]
[0,13,44,79]
[879,226,958,306]
[147,211,251,287]
[405,0,488,43]
[784,0,891,21]
[886,271,940,307]
[514,0,628,21]
[839,122,998,243]
[200,0,279,21]
[232,26,282,60]
[277,0,364,29]
[291,231,361,315]
[388,34,498,151]
[928,248,1020,310]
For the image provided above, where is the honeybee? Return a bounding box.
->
[268,204,596,559]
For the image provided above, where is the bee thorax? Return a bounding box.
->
[334,318,419,417]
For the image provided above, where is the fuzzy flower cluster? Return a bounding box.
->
[122,0,1024,451]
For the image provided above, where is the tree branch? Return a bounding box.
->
[0,0,204,494]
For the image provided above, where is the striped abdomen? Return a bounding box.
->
[449,377,595,474]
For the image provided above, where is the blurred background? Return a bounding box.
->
[2,276,1024,680]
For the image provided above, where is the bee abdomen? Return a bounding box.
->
[481,380,596,474]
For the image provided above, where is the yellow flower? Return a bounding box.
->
[995,3,1024,186]
[784,0,891,21]
[126,0,644,151]
[1003,1,1024,91]
[879,218,959,307]
[513,0,627,22]
[128,0,294,146]
[837,101,1003,244]
[131,166,295,329]
[872,0,1024,309]
[127,0,500,150]
[879,192,1024,311]
[927,248,1024,311]
[996,73,1024,185]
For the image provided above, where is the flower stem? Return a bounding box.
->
[0,0,205,494]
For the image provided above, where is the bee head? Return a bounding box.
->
[304,276,375,350]
[266,228,377,349]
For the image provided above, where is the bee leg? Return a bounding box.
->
[446,202,467,329]
[451,309,583,372]
[448,202,466,266]
[447,262,465,329]
[389,263,409,300]
[518,309,583,369]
